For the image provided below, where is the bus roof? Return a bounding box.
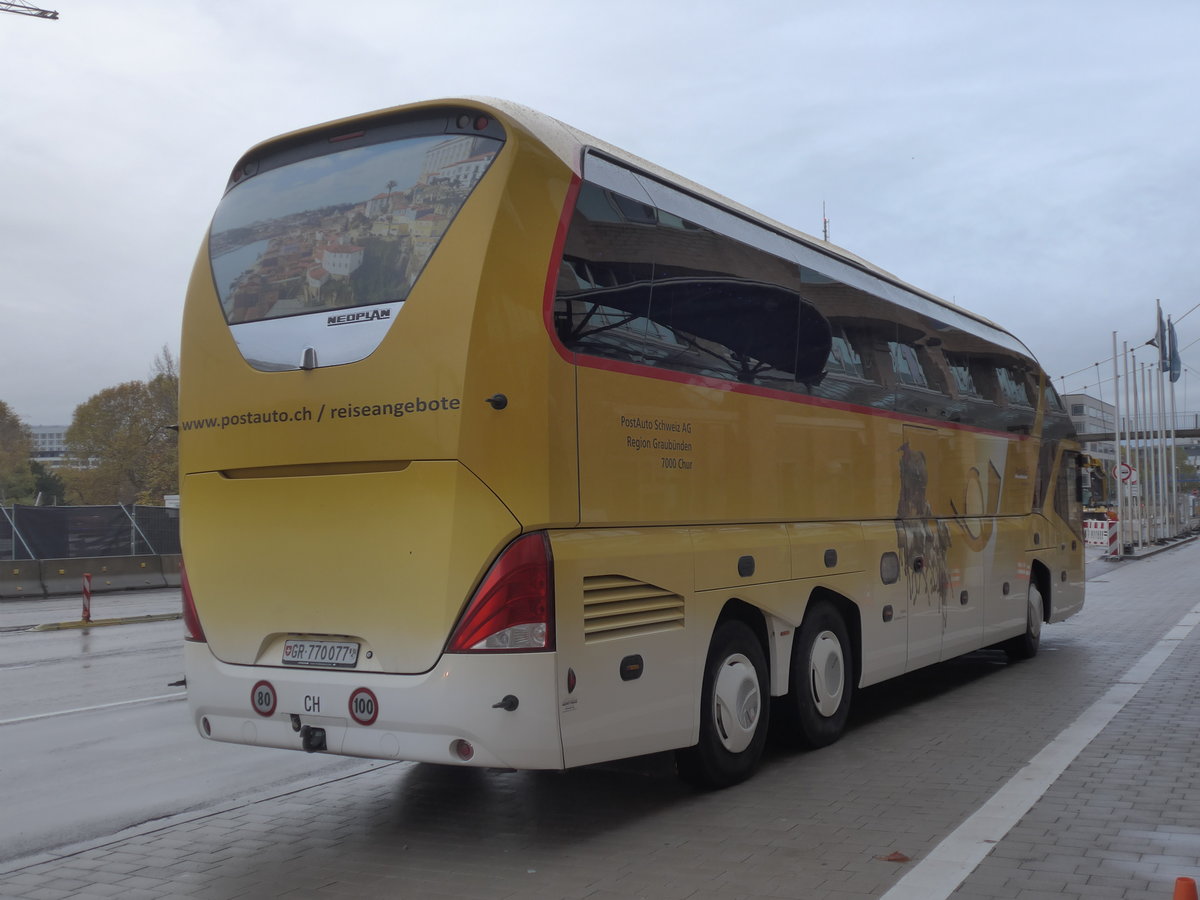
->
[233,96,1036,365]
[464,96,1034,363]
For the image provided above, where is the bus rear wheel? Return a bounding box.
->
[676,620,769,788]
[779,599,853,749]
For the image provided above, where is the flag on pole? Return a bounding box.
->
[1149,303,1168,368]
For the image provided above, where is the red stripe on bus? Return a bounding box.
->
[543,174,582,366]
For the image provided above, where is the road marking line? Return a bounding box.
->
[880,601,1200,900]
[0,692,186,727]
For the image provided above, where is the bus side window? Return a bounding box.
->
[640,279,806,388]
[825,329,865,379]
[1054,452,1084,539]
[996,366,1033,407]
[1043,381,1066,412]
[887,341,928,389]
[1034,439,1056,511]
[994,364,1037,435]
[554,256,654,364]
[945,352,982,399]
[554,181,661,363]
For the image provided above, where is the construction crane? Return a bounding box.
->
[0,1,59,19]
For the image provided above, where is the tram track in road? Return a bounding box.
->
[0,691,187,727]
[0,641,177,670]
[0,617,179,669]
[0,619,185,726]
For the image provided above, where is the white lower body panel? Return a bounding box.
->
[185,641,565,769]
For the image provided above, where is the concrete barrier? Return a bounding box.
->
[0,562,46,599]
[161,553,182,587]
[40,556,168,596]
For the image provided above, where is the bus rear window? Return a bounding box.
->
[209,127,502,325]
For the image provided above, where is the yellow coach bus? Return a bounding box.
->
[179,98,1084,787]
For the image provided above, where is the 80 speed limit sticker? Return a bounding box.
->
[251,680,277,717]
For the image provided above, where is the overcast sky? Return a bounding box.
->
[2,0,1198,425]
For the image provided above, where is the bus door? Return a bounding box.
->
[898,425,950,669]
[939,447,995,659]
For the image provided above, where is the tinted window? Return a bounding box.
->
[555,174,1044,432]
[556,183,831,389]
[997,367,1033,407]
[827,332,865,379]
[889,342,929,388]
[945,353,981,398]
[1054,452,1084,539]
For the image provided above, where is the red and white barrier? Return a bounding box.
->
[82,572,92,623]
[1084,518,1115,547]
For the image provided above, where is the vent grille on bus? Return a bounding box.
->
[582,575,684,643]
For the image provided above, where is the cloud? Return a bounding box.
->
[2,0,1198,422]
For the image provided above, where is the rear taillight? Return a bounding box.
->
[446,533,554,652]
[180,560,206,642]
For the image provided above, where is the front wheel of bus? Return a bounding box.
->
[1005,584,1043,661]
[781,600,853,749]
[676,620,769,789]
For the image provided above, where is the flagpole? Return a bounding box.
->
[1148,347,1158,541]
[1123,342,1135,548]
[1124,343,1133,549]
[1110,332,1124,555]
[1156,358,1167,539]
[1168,314,1181,535]
[1170,363,1179,535]
[1133,357,1144,546]
[1157,353,1169,536]
[1144,360,1156,543]
[1152,301,1164,537]
[1150,360,1163,541]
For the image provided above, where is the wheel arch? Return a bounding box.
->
[715,597,771,662]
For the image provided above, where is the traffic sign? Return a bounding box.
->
[1113,462,1138,484]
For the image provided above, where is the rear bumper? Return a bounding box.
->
[185,641,565,769]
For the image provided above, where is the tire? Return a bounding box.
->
[779,599,853,749]
[676,620,769,788]
[1005,583,1043,661]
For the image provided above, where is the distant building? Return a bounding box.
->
[30,425,69,466]
[1064,393,1116,501]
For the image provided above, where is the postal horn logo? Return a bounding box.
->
[327,309,392,327]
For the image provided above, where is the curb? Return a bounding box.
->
[28,613,182,632]
[1100,533,1198,562]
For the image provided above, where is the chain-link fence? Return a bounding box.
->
[0,505,180,561]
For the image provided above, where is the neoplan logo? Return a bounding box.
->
[327,309,392,327]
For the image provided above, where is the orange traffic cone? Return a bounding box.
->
[1174,876,1199,900]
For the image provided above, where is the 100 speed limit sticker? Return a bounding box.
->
[348,687,378,725]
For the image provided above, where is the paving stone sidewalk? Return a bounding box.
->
[951,601,1200,900]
